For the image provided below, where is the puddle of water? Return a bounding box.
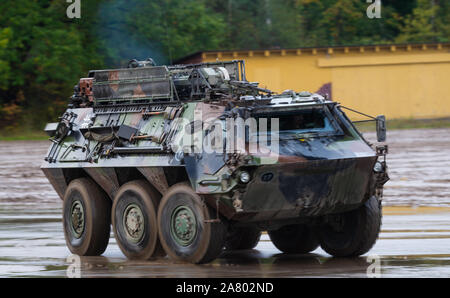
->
[1,129,450,277]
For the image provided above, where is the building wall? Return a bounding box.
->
[198,44,450,120]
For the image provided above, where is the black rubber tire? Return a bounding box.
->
[63,178,111,256]
[318,196,382,257]
[112,180,165,260]
[268,224,319,254]
[157,183,227,264]
[224,227,262,250]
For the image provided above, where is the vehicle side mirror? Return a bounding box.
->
[376,115,386,142]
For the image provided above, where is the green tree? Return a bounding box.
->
[396,0,449,43]
[0,0,104,130]
[0,0,449,135]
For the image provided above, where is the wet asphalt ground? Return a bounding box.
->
[0,128,450,278]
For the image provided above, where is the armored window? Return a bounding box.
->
[255,109,341,139]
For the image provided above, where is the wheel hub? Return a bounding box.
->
[70,201,85,238]
[171,206,197,246]
[123,204,145,243]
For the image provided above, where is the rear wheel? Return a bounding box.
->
[157,183,227,264]
[225,227,262,250]
[63,178,111,256]
[318,196,382,257]
[268,224,319,254]
[112,180,165,260]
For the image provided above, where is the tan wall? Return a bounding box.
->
[201,44,450,120]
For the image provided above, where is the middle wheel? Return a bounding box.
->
[157,183,227,264]
[268,224,319,254]
[112,180,165,260]
[224,227,262,250]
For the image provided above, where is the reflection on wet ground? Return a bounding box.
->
[2,210,450,278]
[366,128,450,207]
[0,128,450,277]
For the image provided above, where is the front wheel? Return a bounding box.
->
[157,183,227,264]
[318,196,382,257]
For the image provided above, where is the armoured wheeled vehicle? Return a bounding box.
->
[42,59,389,264]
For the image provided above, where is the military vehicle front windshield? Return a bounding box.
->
[257,109,337,138]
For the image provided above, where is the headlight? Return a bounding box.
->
[374,162,383,173]
[239,171,251,183]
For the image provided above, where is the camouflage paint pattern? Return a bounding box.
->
[42,60,388,224]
